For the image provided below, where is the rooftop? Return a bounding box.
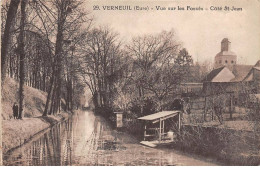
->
[203,64,253,82]
[221,38,230,43]
[215,51,237,57]
[138,111,180,122]
[254,60,260,67]
[203,66,225,82]
[230,65,253,82]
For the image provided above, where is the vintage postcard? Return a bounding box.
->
[1,0,260,166]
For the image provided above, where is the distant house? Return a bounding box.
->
[202,38,259,106]
[203,66,235,83]
[243,60,260,93]
[203,65,253,95]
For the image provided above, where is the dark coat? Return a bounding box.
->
[13,104,18,118]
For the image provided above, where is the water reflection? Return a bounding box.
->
[3,111,218,166]
[4,118,73,166]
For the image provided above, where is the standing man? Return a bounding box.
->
[12,102,18,119]
[184,98,191,114]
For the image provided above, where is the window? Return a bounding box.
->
[219,60,222,64]
[225,60,228,63]
[231,60,234,64]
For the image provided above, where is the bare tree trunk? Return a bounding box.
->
[43,71,55,116]
[43,0,67,116]
[65,78,68,111]
[52,1,66,115]
[1,0,20,85]
[43,72,46,91]
[18,0,27,119]
[9,55,13,78]
[70,80,73,111]
[49,78,57,115]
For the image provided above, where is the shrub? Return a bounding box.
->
[129,97,158,116]
[173,125,260,165]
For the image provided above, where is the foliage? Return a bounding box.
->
[112,88,132,112]
[79,26,132,116]
[174,125,260,165]
[175,48,193,66]
[126,30,194,112]
[129,97,158,116]
[212,94,227,124]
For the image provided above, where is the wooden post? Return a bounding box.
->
[162,120,165,140]
[204,97,207,122]
[144,124,146,141]
[159,118,162,143]
[178,112,181,131]
[114,112,123,128]
[212,96,214,121]
[230,94,233,119]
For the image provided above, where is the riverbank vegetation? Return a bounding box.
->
[2,77,70,153]
[173,124,260,165]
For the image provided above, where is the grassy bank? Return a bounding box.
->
[1,78,71,153]
[2,113,70,154]
[173,124,260,165]
[2,78,48,120]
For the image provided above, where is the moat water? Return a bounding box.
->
[3,110,219,166]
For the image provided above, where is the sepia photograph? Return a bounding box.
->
[0,0,260,166]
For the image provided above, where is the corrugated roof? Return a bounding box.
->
[138,111,179,121]
[203,66,225,82]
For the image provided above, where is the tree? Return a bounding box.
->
[42,0,89,116]
[174,48,193,83]
[79,26,128,113]
[1,0,20,85]
[175,48,193,66]
[127,30,185,111]
[1,0,89,118]
[18,0,27,119]
[213,94,227,124]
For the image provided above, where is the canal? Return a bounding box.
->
[3,110,219,166]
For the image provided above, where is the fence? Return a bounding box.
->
[183,93,239,123]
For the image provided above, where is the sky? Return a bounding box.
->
[84,0,260,65]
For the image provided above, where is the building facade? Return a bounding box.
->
[214,38,237,69]
[203,38,260,106]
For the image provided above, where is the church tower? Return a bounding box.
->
[214,38,237,69]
